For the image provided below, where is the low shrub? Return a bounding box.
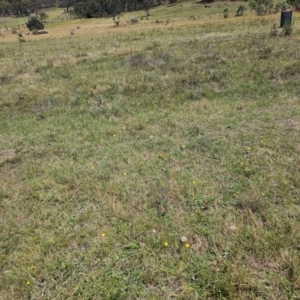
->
[129,18,138,24]
[26,16,44,31]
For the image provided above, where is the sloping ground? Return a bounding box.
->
[0,4,300,299]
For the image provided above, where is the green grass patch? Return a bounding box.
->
[1,3,300,299]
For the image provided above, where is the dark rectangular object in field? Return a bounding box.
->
[280,11,293,27]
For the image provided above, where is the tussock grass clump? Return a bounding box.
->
[128,53,150,67]
[129,17,138,24]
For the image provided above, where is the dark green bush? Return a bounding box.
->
[223,8,229,18]
[26,16,44,31]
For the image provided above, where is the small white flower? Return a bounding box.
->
[229,225,236,231]
[180,236,187,243]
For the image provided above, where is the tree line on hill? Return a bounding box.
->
[69,0,167,18]
[0,0,180,18]
[0,0,298,19]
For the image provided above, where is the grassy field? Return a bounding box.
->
[1,2,300,299]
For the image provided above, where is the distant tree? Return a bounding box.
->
[0,0,77,16]
[249,0,273,14]
[10,0,32,16]
[274,2,287,12]
[73,1,86,17]
[143,0,153,16]
[31,0,42,14]
[236,5,246,16]
[39,11,49,22]
[223,8,229,18]
[64,0,162,19]
[85,0,97,17]
[59,0,76,12]
[169,0,177,5]
[0,1,10,16]
[287,0,300,10]
[26,16,44,30]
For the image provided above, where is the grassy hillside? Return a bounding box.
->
[1,2,300,299]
